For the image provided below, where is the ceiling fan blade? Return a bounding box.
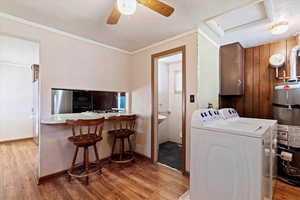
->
[107,4,121,25]
[137,0,174,17]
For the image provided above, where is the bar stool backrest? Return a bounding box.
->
[109,115,137,131]
[66,118,105,137]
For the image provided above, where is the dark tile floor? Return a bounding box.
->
[158,141,182,170]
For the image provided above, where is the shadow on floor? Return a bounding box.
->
[158,141,182,170]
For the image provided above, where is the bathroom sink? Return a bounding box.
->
[158,114,168,124]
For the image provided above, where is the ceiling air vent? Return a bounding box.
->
[206,0,274,37]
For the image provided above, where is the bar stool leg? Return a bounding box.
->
[93,144,101,172]
[111,136,117,159]
[69,146,79,182]
[127,136,132,153]
[84,147,89,185]
[120,138,124,161]
[127,136,134,163]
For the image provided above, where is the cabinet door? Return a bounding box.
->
[220,43,244,95]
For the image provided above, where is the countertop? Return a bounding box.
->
[41,112,135,125]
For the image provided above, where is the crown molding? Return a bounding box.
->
[0,12,132,55]
[132,29,198,54]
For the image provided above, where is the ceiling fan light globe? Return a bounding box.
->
[117,0,137,15]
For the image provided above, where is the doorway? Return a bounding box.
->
[0,35,39,144]
[0,35,40,179]
[151,46,186,173]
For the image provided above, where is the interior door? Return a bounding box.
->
[0,64,33,142]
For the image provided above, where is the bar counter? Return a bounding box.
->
[41,112,134,124]
[39,112,135,179]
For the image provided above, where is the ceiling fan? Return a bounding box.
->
[107,0,175,25]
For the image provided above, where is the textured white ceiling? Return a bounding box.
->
[0,0,299,51]
[220,0,300,47]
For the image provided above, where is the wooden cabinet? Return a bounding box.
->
[220,43,244,95]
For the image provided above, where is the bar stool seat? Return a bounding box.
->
[108,115,137,164]
[68,134,102,146]
[66,118,105,185]
[108,129,134,138]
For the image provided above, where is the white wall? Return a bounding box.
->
[0,16,217,175]
[0,17,132,119]
[131,32,198,171]
[157,61,183,145]
[167,62,182,144]
[0,35,39,142]
[158,62,169,145]
[198,32,220,109]
[0,17,132,177]
[158,62,169,114]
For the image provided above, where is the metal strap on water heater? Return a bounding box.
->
[275,84,300,90]
[273,103,300,109]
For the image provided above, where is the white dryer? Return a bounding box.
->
[190,109,274,200]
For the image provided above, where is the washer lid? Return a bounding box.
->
[237,117,277,127]
[192,120,268,138]
[212,121,263,132]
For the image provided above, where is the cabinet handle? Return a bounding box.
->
[237,80,242,86]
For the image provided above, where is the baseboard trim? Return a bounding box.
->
[183,171,190,177]
[0,137,34,144]
[37,169,67,185]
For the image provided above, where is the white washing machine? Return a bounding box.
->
[219,108,278,198]
[190,109,274,200]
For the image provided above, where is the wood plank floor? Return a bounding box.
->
[0,140,188,200]
[1,139,300,200]
[274,181,300,200]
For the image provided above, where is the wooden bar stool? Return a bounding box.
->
[108,115,137,164]
[66,118,105,185]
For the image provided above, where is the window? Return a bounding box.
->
[118,92,126,111]
[51,89,127,114]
